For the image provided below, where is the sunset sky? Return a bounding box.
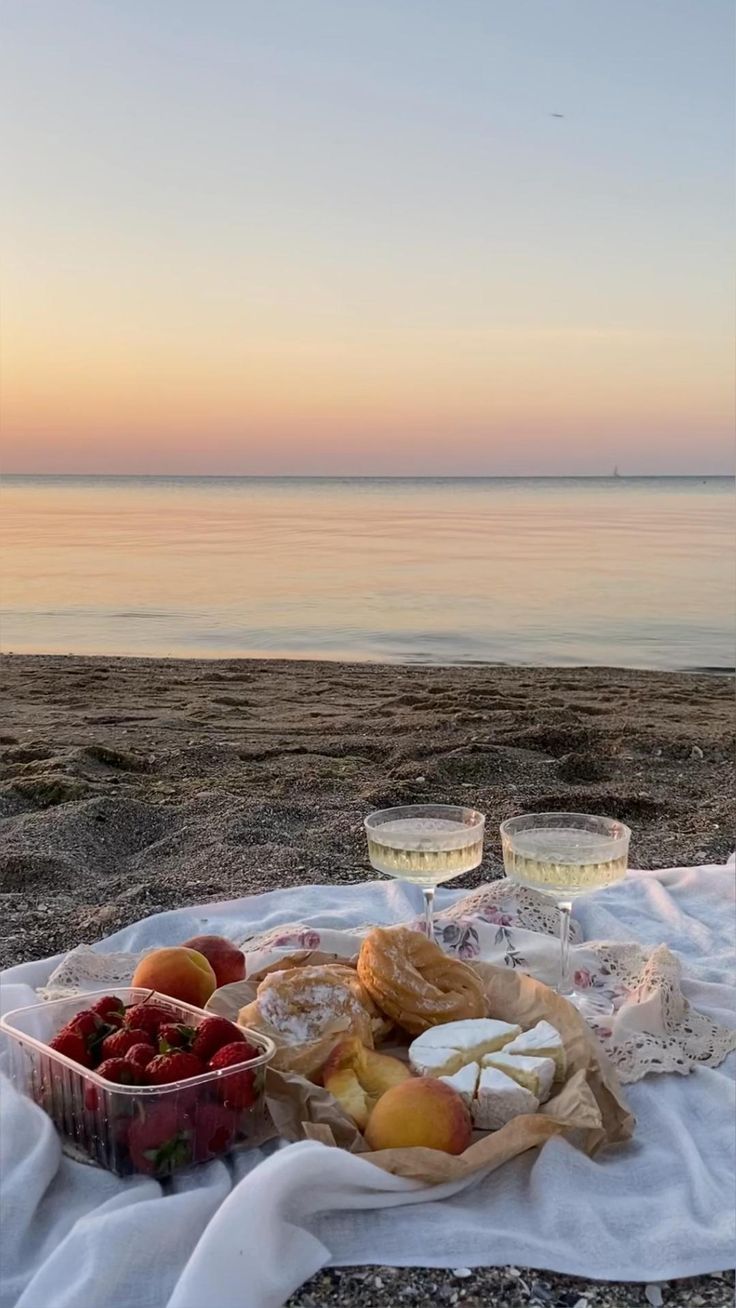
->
[1,1,733,475]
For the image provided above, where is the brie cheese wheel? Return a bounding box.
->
[482,1051,555,1103]
[504,1020,567,1081]
[439,1060,480,1107]
[471,1065,539,1130]
[409,1016,565,1129]
[409,1018,521,1076]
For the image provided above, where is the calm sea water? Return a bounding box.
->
[1,475,733,669]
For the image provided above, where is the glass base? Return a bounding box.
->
[561,988,615,1020]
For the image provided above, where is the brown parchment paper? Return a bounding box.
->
[209,953,635,1185]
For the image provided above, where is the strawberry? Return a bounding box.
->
[208,1042,257,1110]
[157,1023,196,1053]
[70,1010,125,1067]
[125,1042,156,1074]
[191,1016,248,1064]
[192,1103,237,1161]
[101,1027,153,1060]
[146,1051,204,1085]
[83,1060,139,1112]
[128,1102,193,1176]
[67,1010,104,1042]
[123,1002,172,1037]
[90,995,125,1025]
[96,1057,140,1085]
[82,1067,139,1109]
[49,1027,93,1068]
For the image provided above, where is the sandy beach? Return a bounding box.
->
[1,654,734,1308]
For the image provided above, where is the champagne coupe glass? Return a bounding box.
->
[500,811,631,1017]
[364,803,485,939]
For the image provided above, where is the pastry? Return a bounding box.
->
[482,1050,555,1102]
[472,1064,539,1130]
[321,1037,411,1128]
[409,1018,521,1075]
[237,963,384,1077]
[357,926,488,1035]
[504,1020,567,1082]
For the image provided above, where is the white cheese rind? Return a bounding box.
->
[504,1021,566,1081]
[409,1019,521,1076]
[409,1045,463,1077]
[414,1018,521,1051]
[482,1051,555,1102]
[471,1065,539,1130]
[440,1060,480,1107]
[450,1018,521,1055]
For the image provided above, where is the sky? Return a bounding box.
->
[1,0,733,476]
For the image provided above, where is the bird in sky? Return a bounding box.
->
[550,112,565,118]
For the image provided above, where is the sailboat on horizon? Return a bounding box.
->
[613,465,622,479]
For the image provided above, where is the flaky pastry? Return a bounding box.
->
[357,926,488,1035]
[238,963,385,1078]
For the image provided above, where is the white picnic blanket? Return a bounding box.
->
[1,861,735,1308]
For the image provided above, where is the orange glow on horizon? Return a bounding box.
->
[3,317,732,473]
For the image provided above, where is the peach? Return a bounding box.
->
[322,1037,411,1129]
[364,1077,472,1154]
[181,934,245,988]
[131,947,217,1008]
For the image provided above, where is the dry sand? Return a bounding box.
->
[1,654,734,1308]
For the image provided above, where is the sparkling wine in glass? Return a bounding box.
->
[365,803,485,939]
[500,811,631,1016]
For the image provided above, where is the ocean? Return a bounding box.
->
[1,475,733,669]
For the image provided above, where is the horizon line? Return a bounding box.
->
[3,471,733,480]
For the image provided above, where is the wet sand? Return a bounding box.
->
[1,654,733,1308]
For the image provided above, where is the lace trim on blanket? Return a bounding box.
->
[584,941,736,1079]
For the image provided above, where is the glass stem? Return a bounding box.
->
[422,886,436,940]
[558,900,573,995]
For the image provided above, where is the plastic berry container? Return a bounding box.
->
[0,987,275,1178]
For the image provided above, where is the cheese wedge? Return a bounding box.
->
[410,1045,464,1077]
[471,1065,539,1130]
[440,1060,480,1107]
[409,1018,521,1076]
[504,1021,567,1082]
[482,1051,555,1103]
